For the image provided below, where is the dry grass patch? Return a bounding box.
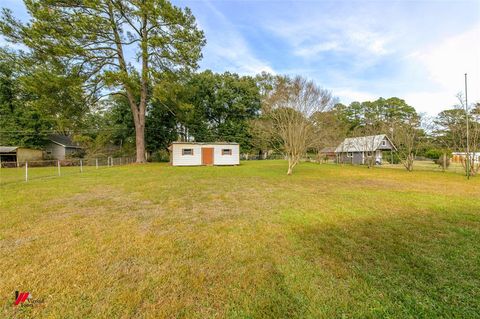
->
[1,161,479,318]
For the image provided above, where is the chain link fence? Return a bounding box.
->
[1,155,473,186]
[380,160,471,175]
[0,156,135,185]
[240,154,286,161]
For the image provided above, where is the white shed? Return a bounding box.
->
[169,142,240,166]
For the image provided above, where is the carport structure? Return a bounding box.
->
[0,146,43,166]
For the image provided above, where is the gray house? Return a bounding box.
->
[45,135,83,160]
[335,134,396,165]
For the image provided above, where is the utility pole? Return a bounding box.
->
[465,73,470,180]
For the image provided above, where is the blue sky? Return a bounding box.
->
[2,0,479,115]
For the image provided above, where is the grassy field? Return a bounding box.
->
[1,161,479,318]
[381,160,467,174]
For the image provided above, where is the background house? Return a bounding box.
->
[169,142,240,166]
[335,134,396,165]
[45,135,83,160]
[0,146,43,165]
[451,152,480,163]
[318,147,337,161]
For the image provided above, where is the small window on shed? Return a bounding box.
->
[182,148,194,156]
[222,149,232,155]
[381,140,387,146]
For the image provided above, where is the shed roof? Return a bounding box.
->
[319,147,336,153]
[49,135,82,148]
[171,142,239,145]
[0,146,18,153]
[335,134,394,153]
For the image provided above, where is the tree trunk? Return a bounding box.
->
[442,152,446,171]
[408,153,414,171]
[287,165,293,175]
[134,111,146,163]
[137,13,148,164]
[107,2,147,164]
[287,157,293,175]
[287,155,297,175]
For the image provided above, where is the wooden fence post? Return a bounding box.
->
[80,159,83,173]
[25,161,28,182]
[57,160,61,176]
[96,158,98,169]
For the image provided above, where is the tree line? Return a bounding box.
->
[1,0,478,175]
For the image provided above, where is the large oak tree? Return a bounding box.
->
[1,0,205,162]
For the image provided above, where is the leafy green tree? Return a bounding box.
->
[334,97,418,132]
[1,0,205,163]
[434,108,469,150]
[0,48,90,147]
[145,99,178,153]
[79,92,178,157]
[0,51,52,147]
[19,63,88,134]
[180,71,261,151]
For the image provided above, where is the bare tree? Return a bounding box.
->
[391,115,424,171]
[434,95,480,176]
[262,76,334,175]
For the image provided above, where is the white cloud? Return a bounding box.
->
[294,41,340,57]
[347,29,390,56]
[266,17,392,60]
[333,88,378,104]
[403,91,461,115]
[406,23,480,114]
[204,38,274,75]
[196,0,274,75]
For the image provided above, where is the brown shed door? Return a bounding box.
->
[202,148,214,165]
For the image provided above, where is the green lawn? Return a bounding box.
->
[1,161,479,318]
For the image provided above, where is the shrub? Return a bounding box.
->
[150,149,170,162]
[386,151,400,164]
[434,155,450,169]
[425,149,446,160]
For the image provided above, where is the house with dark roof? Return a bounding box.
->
[45,135,83,160]
[335,134,396,165]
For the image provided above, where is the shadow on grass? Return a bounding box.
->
[289,210,480,318]
[226,263,309,319]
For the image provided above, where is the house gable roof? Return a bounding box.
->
[319,147,336,153]
[335,134,396,153]
[49,135,82,148]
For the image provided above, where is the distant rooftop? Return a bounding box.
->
[0,146,19,153]
[49,135,82,148]
[319,147,336,153]
[335,134,395,153]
